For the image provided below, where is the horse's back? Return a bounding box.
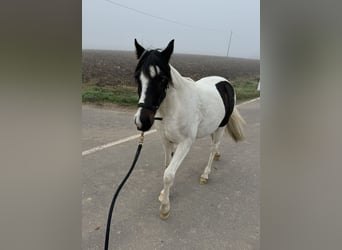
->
[196,76,229,86]
[196,76,235,103]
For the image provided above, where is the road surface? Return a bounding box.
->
[82,99,260,250]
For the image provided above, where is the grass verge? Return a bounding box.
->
[231,76,260,101]
[82,76,259,106]
[82,85,138,106]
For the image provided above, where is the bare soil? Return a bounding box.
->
[82,50,259,86]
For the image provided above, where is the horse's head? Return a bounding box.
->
[133,39,174,131]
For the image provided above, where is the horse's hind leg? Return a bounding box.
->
[200,127,225,184]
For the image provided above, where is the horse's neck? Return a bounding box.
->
[170,65,195,89]
[170,65,183,87]
[158,65,196,116]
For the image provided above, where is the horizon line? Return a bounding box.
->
[82,48,260,60]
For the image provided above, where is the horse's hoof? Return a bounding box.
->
[214,153,221,161]
[160,203,170,220]
[160,211,170,220]
[200,177,208,184]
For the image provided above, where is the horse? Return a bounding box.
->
[133,39,245,219]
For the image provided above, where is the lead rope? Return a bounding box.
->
[104,132,145,250]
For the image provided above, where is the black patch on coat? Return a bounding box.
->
[215,81,235,127]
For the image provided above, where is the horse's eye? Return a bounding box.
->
[161,78,168,85]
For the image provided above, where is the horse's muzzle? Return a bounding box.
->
[134,108,155,131]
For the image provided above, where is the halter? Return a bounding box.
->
[137,102,159,112]
[137,103,163,120]
[137,83,167,113]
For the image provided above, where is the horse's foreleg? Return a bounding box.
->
[160,138,174,168]
[159,139,193,219]
[200,127,225,184]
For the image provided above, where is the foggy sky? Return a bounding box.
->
[82,0,259,59]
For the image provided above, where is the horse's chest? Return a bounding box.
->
[157,116,197,143]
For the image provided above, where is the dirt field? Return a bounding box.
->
[82,50,260,86]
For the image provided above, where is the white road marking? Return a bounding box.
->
[237,97,260,106]
[82,129,157,156]
[82,97,260,156]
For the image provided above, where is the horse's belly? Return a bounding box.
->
[196,112,224,138]
[196,95,226,138]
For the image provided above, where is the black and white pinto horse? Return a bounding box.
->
[133,39,245,219]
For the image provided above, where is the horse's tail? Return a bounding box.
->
[226,107,246,142]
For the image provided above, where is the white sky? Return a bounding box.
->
[82,0,260,59]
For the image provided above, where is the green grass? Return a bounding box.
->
[231,77,260,101]
[82,85,138,106]
[82,76,259,106]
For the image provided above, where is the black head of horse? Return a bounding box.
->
[133,39,174,131]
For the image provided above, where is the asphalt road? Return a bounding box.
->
[82,99,260,250]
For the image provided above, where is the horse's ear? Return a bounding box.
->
[161,39,174,62]
[134,39,145,59]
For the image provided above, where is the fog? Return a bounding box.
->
[82,0,259,59]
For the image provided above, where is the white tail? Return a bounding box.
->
[226,107,246,142]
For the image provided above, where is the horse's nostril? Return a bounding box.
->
[134,117,142,129]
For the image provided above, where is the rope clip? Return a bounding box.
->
[139,132,145,145]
